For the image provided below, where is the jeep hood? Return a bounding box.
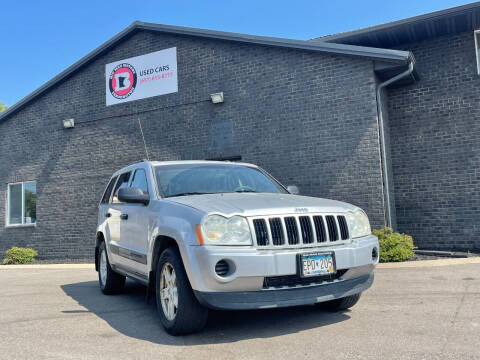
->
[166,192,358,217]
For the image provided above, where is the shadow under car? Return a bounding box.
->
[61,279,351,344]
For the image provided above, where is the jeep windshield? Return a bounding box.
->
[154,164,288,198]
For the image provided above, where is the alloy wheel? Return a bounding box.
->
[160,262,178,321]
[99,249,107,286]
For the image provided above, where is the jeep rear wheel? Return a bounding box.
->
[98,242,126,295]
[155,247,208,335]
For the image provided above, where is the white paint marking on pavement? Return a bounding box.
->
[377,257,480,268]
[0,264,95,270]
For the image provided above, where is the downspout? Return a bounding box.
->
[376,58,414,229]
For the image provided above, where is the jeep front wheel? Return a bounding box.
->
[320,293,362,311]
[155,247,208,335]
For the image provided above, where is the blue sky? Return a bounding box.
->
[0,0,471,106]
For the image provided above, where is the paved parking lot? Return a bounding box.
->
[0,259,479,360]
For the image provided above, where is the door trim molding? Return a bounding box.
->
[110,243,147,265]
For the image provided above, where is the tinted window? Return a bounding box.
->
[130,169,149,195]
[112,172,131,203]
[101,176,117,204]
[155,164,287,197]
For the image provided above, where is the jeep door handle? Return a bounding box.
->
[105,213,111,218]
[120,214,128,220]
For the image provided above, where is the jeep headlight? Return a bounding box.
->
[345,210,371,238]
[201,215,252,245]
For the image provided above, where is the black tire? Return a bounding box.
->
[98,241,126,295]
[320,293,362,312]
[155,247,208,335]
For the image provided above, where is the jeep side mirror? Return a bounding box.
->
[287,185,299,195]
[118,187,150,205]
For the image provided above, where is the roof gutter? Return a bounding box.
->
[376,58,415,229]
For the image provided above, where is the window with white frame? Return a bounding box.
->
[7,181,37,226]
[475,30,480,74]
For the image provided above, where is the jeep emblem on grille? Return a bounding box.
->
[294,208,308,213]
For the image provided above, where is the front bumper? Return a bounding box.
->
[195,273,374,310]
[183,234,379,294]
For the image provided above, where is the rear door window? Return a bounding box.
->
[112,172,131,203]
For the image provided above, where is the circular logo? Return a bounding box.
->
[109,63,137,99]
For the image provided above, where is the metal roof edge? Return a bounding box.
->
[0,22,411,122]
[135,21,411,62]
[313,1,480,43]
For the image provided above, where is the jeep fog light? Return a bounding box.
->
[215,260,230,276]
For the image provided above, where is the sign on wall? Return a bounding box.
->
[105,47,178,106]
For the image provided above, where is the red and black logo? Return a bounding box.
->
[109,63,137,99]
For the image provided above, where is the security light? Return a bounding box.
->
[210,92,224,104]
[63,119,75,129]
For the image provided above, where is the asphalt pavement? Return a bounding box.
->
[0,259,479,360]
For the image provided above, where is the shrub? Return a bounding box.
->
[2,247,38,265]
[373,227,415,262]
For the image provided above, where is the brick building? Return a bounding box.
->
[318,2,480,252]
[1,3,479,259]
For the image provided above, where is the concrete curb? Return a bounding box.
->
[1,257,478,270]
[0,264,95,270]
[377,257,480,268]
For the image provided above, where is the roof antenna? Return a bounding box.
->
[137,117,150,161]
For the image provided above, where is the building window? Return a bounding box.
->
[475,30,480,74]
[7,181,37,226]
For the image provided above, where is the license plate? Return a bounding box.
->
[299,252,336,277]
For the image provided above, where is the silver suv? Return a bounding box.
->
[95,160,379,335]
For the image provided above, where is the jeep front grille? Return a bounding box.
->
[251,214,349,248]
[284,217,299,245]
[269,218,284,245]
[326,215,338,241]
[253,219,269,246]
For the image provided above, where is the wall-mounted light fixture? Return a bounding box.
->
[210,92,224,104]
[63,118,75,129]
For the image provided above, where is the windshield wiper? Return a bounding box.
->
[166,190,259,197]
[165,192,213,198]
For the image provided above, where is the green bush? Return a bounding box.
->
[2,247,38,265]
[373,227,415,262]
